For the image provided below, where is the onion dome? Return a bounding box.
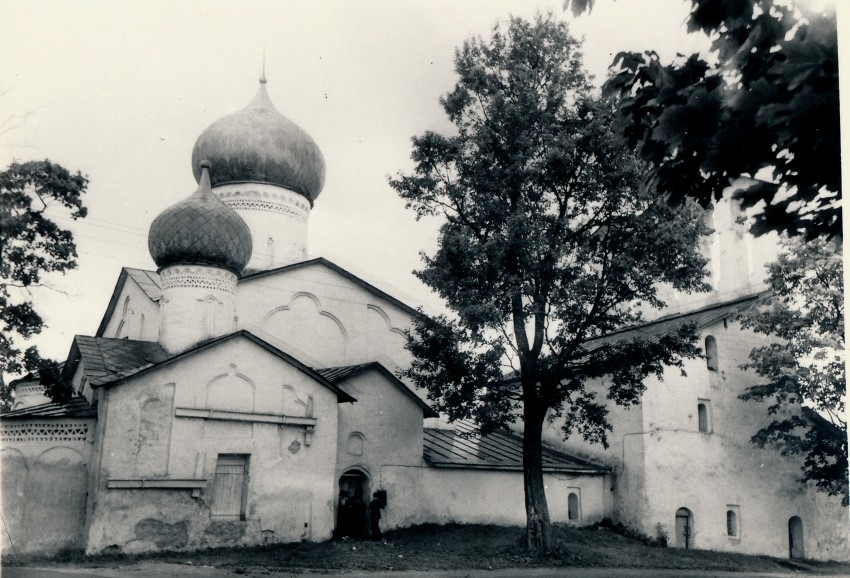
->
[191,77,325,203]
[149,161,252,275]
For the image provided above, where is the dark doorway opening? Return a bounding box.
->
[789,516,805,559]
[337,469,370,539]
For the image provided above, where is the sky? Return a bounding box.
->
[0,0,774,364]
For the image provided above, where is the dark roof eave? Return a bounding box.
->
[587,291,765,344]
[319,361,438,418]
[95,268,131,337]
[92,330,356,404]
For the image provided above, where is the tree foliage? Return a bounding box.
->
[390,14,710,551]
[0,159,88,410]
[738,237,847,504]
[590,0,839,238]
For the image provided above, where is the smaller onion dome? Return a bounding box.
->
[191,78,325,203]
[149,161,252,275]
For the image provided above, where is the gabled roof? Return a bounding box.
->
[0,396,97,420]
[66,331,355,403]
[316,362,438,417]
[580,292,764,355]
[424,421,608,474]
[95,258,423,339]
[95,268,162,336]
[241,257,423,319]
[66,336,170,387]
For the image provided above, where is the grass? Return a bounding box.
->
[12,522,850,575]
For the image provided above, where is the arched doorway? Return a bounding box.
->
[675,508,693,549]
[337,468,370,539]
[788,516,805,559]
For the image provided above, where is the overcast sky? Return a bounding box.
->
[0,0,772,363]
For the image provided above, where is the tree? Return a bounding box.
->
[389,14,710,552]
[580,0,840,238]
[738,237,846,505]
[0,159,88,410]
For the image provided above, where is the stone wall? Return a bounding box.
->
[0,418,94,555]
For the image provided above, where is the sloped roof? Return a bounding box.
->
[580,292,763,355]
[0,396,97,420]
[126,268,163,301]
[96,258,422,339]
[70,335,170,387]
[316,362,438,417]
[424,421,608,474]
[66,331,355,403]
[241,257,423,318]
[95,268,162,337]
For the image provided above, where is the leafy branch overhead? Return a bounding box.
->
[0,160,88,409]
[596,0,839,238]
[390,14,710,551]
[738,237,846,504]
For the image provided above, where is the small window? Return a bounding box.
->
[705,336,719,371]
[726,508,739,538]
[568,491,580,520]
[211,454,249,521]
[697,402,711,433]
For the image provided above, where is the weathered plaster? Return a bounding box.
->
[0,424,92,555]
[84,335,340,553]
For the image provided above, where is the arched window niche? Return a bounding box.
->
[697,401,711,433]
[567,491,580,521]
[705,335,719,371]
[726,506,740,539]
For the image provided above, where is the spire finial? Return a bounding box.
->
[198,159,212,192]
[260,46,267,85]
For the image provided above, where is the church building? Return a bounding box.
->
[1,75,847,560]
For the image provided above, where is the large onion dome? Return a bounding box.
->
[191,77,325,203]
[149,161,252,275]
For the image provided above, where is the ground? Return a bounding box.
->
[3,524,849,577]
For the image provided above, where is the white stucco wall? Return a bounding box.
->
[635,321,849,560]
[84,335,341,554]
[214,183,311,272]
[378,466,609,530]
[548,318,849,561]
[333,368,427,532]
[99,276,160,342]
[336,369,425,475]
[0,418,94,555]
[236,262,414,370]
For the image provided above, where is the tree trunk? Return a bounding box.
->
[522,398,552,552]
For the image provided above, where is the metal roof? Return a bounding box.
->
[315,363,374,383]
[72,335,170,387]
[125,268,163,302]
[316,362,438,417]
[1,396,97,420]
[424,421,608,474]
[67,332,355,403]
[580,293,763,356]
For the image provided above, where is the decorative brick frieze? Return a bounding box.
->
[1,422,90,443]
[216,188,310,222]
[159,266,237,293]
